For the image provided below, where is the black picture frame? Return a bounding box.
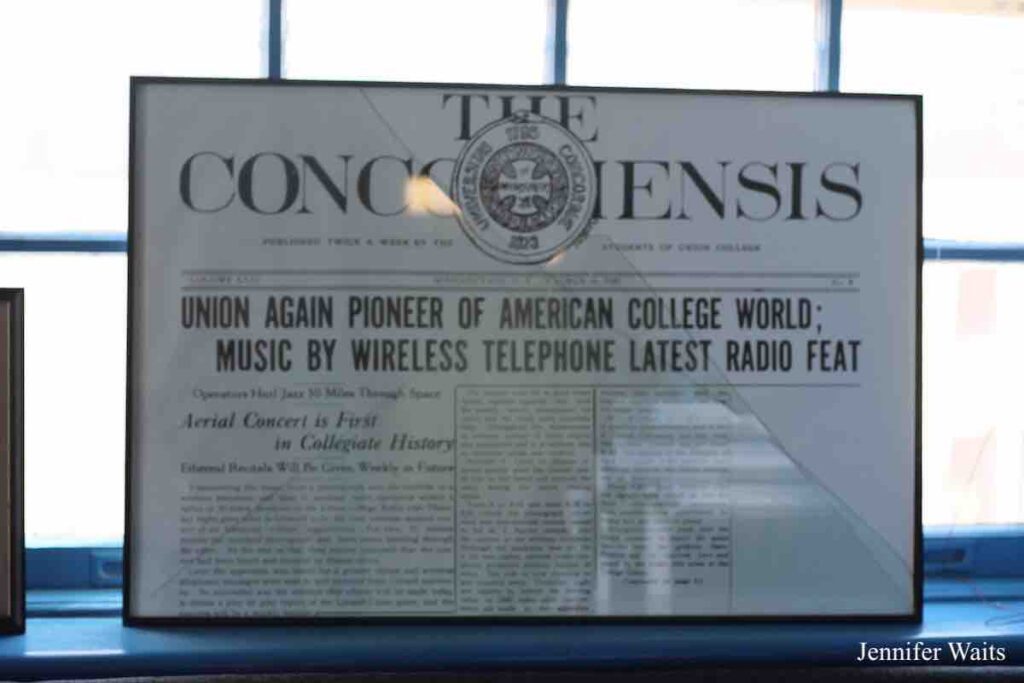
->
[126,77,922,626]
[0,289,24,635]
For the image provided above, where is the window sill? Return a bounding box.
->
[1,581,1022,677]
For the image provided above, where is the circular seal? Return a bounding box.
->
[451,111,596,264]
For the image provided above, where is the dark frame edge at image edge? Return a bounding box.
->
[0,290,25,634]
[123,77,923,626]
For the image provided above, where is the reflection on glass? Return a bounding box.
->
[128,83,916,617]
[842,0,1024,241]
[284,0,548,84]
[595,385,909,614]
[0,0,262,234]
[567,0,817,90]
[146,208,914,615]
[447,232,911,615]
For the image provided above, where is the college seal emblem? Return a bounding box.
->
[451,111,597,264]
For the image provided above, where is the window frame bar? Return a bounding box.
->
[0,233,126,253]
[267,0,283,79]
[547,0,569,85]
[816,0,843,91]
[6,236,1024,263]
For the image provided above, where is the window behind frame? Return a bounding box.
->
[1,0,1020,564]
[0,0,551,551]
[843,0,1024,528]
[0,0,264,547]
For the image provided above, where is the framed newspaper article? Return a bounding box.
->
[127,78,921,624]
[0,289,24,634]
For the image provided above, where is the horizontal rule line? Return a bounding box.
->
[182,269,861,278]
[462,383,863,388]
[298,382,861,388]
[453,521,596,526]
[178,610,465,616]
[180,286,859,293]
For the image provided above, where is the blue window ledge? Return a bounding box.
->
[0,581,1021,677]
[0,233,127,253]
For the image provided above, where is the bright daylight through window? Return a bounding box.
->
[0,0,1021,549]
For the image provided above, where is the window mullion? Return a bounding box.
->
[268,0,283,79]
[816,0,842,91]
[548,0,568,85]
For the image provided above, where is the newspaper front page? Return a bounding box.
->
[129,81,918,619]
